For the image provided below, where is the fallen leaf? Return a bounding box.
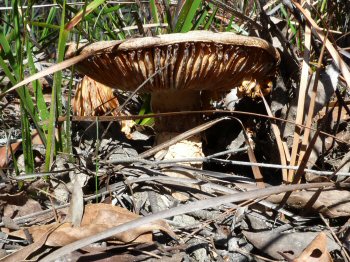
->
[267,189,350,217]
[0,192,27,206]
[0,225,58,262]
[9,203,176,246]
[0,132,43,168]
[4,198,42,219]
[0,142,21,168]
[243,229,339,260]
[292,232,333,262]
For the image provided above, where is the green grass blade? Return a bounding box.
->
[40,7,57,40]
[180,0,202,32]
[0,55,46,146]
[13,0,35,173]
[0,33,16,68]
[136,94,154,125]
[150,0,160,34]
[20,99,34,173]
[26,42,50,125]
[204,6,217,30]
[280,6,297,35]
[0,56,17,84]
[65,0,106,30]
[174,0,202,33]
[44,1,69,171]
[193,4,210,30]
[162,0,173,32]
[225,15,235,32]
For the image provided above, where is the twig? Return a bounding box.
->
[207,0,263,30]
[40,182,336,262]
[50,110,350,146]
[319,213,350,262]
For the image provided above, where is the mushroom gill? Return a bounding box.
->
[67,31,280,165]
[73,75,119,117]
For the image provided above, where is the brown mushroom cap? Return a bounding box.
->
[67,31,280,93]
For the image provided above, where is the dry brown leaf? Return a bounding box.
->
[0,192,27,206]
[292,232,333,262]
[0,132,42,168]
[267,189,350,218]
[243,229,339,260]
[9,203,176,246]
[0,142,21,168]
[4,198,42,220]
[0,225,58,262]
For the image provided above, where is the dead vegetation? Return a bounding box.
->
[0,0,350,261]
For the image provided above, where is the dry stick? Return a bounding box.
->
[14,154,350,181]
[139,117,230,158]
[102,155,350,177]
[40,182,334,262]
[55,110,350,146]
[298,30,328,169]
[260,92,288,182]
[319,213,350,262]
[292,0,350,89]
[0,41,123,98]
[110,23,169,34]
[276,129,320,210]
[288,0,312,182]
[39,182,336,262]
[231,117,265,188]
[207,0,263,30]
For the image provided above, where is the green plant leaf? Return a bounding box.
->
[174,0,202,33]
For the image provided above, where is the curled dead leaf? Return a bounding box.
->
[0,225,59,262]
[243,229,339,260]
[292,232,333,262]
[267,189,350,218]
[8,203,176,246]
[0,132,42,168]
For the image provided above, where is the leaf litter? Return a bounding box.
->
[0,1,350,262]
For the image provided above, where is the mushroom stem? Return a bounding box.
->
[151,89,202,133]
[151,89,204,164]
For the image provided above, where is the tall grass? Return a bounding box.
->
[0,0,226,176]
[1,0,348,181]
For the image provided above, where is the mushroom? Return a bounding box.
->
[67,31,280,163]
[73,75,135,138]
[73,75,120,117]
